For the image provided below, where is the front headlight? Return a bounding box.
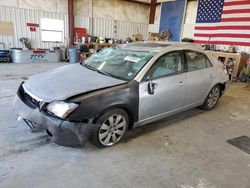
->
[46,101,79,119]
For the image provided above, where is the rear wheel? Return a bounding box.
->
[201,85,221,110]
[89,109,129,148]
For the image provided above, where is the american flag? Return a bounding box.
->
[193,0,250,46]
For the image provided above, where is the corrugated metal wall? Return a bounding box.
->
[2,3,248,52]
[75,16,149,40]
[74,15,89,29]
[92,17,115,38]
[115,19,148,40]
[0,6,68,49]
[148,24,159,33]
[0,6,149,49]
[182,0,197,39]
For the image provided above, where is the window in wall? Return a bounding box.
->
[40,18,64,42]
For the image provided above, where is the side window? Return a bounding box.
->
[149,51,184,79]
[205,57,213,68]
[186,51,211,71]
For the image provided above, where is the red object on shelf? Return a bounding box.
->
[75,27,88,38]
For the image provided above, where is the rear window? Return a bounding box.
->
[186,51,212,71]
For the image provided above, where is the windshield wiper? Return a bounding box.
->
[82,64,128,81]
[82,64,97,71]
[96,69,112,77]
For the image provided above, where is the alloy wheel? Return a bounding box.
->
[207,87,220,108]
[98,114,127,146]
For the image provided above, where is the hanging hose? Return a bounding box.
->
[20,38,32,50]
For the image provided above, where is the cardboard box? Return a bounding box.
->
[132,33,143,41]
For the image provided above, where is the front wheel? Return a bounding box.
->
[89,109,129,148]
[201,85,221,110]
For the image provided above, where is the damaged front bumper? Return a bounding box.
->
[13,94,96,147]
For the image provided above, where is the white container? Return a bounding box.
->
[11,49,62,63]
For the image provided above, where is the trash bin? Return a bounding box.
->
[11,49,62,63]
[69,48,79,63]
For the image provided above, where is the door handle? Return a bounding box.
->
[178,81,183,86]
[209,74,214,78]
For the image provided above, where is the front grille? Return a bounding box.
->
[17,84,40,109]
[22,118,43,132]
[23,118,39,129]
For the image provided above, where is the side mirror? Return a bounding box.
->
[147,80,157,95]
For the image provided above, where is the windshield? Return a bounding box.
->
[83,47,156,81]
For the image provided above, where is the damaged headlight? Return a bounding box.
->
[46,101,79,119]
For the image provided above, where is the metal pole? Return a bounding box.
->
[68,0,74,47]
[149,0,157,24]
[180,0,188,41]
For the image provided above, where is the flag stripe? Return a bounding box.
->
[224,1,250,6]
[223,5,250,10]
[221,17,250,22]
[194,33,250,38]
[195,25,250,30]
[194,30,250,35]
[196,22,250,26]
[193,37,250,43]
[222,13,250,18]
[223,9,250,14]
[194,37,250,43]
[194,40,250,46]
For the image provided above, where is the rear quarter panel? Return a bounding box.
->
[207,54,229,94]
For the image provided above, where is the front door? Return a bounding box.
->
[138,51,187,123]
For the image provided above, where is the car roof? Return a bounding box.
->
[118,42,204,53]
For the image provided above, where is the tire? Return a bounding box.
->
[201,85,221,110]
[89,109,129,148]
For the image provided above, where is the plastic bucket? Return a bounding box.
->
[68,48,79,63]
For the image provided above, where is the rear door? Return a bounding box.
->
[138,51,187,122]
[184,50,215,106]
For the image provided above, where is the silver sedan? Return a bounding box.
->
[13,42,229,147]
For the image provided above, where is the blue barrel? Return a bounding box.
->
[68,48,79,63]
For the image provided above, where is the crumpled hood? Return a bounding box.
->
[23,64,126,102]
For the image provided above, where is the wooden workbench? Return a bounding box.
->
[206,51,249,81]
[75,42,113,62]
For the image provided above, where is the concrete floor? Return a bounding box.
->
[0,63,250,188]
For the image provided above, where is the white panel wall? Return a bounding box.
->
[116,20,148,40]
[0,6,68,49]
[182,0,198,39]
[74,0,150,40]
[0,6,150,48]
[92,17,115,38]
[74,16,149,40]
[74,15,89,29]
[148,24,159,33]
[0,0,150,49]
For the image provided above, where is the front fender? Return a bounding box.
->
[67,80,139,124]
